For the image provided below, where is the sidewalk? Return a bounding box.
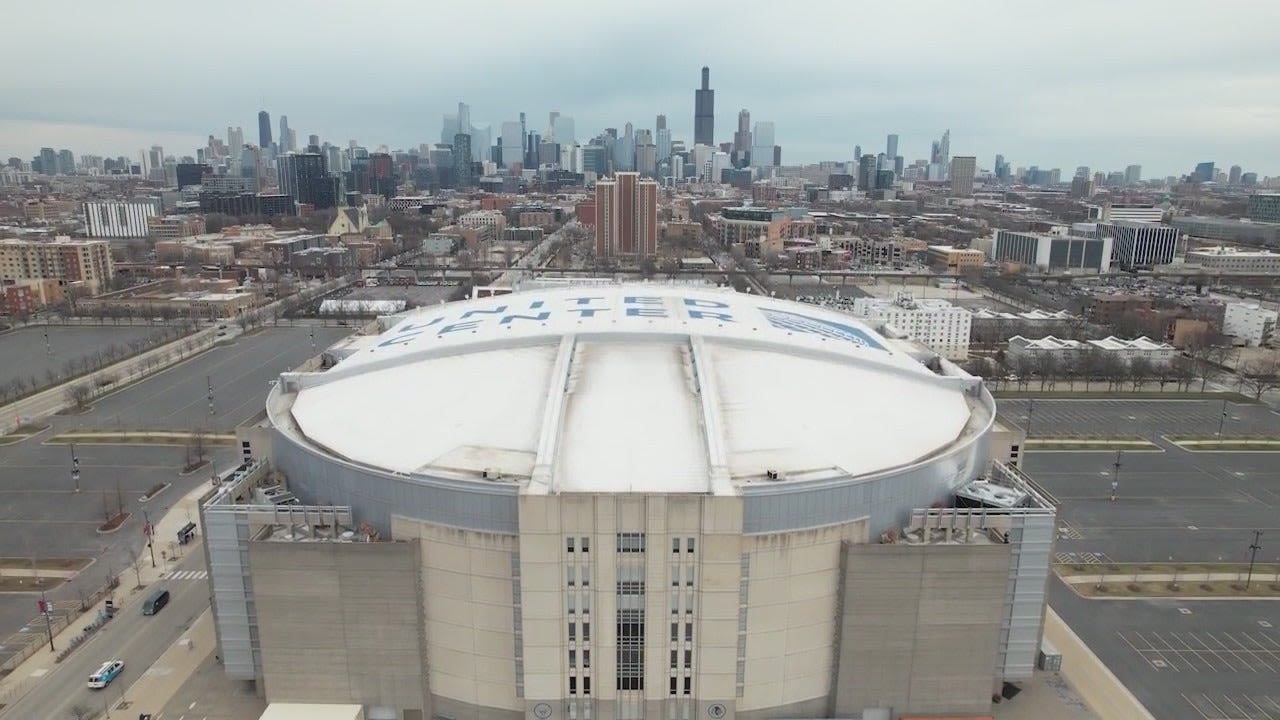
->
[115,609,214,717]
[0,477,214,708]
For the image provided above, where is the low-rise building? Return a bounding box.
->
[1169,216,1280,247]
[1095,221,1180,268]
[1183,246,1280,274]
[458,210,507,236]
[926,245,985,272]
[148,214,207,240]
[852,293,972,360]
[992,229,1112,273]
[1223,303,1278,347]
[1007,334,1176,367]
[502,227,544,245]
[78,278,256,319]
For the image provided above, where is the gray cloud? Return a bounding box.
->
[2,0,1277,178]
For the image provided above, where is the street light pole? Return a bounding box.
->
[142,509,156,568]
[1027,398,1036,438]
[1246,531,1263,589]
[70,443,81,493]
[39,591,54,651]
[1110,449,1122,502]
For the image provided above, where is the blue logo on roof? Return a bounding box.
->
[759,308,886,351]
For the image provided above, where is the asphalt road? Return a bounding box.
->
[0,325,171,392]
[71,325,351,432]
[0,551,210,720]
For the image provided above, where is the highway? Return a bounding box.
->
[0,552,210,720]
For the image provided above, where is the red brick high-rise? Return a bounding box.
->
[594,172,657,258]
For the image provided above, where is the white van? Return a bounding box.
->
[87,659,124,689]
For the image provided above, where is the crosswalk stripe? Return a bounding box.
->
[161,570,208,580]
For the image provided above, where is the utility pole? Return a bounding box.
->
[207,375,215,416]
[1246,531,1263,589]
[1110,449,1122,502]
[1026,398,1036,438]
[70,443,81,493]
[310,326,316,352]
[43,329,52,357]
[142,509,156,568]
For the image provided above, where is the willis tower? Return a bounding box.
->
[694,66,714,146]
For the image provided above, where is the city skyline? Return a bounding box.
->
[2,1,1278,177]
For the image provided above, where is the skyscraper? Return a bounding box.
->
[279,116,292,152]
[751,122,775,168]
[258,111,272,148]
[277,152,337,209]
[227,127,244,154]
[595,171,658,258]
[951,156,977,196]
[1192,162,1215,183]
[857,154,877,191]
[656,127,672,163]
[500,121,523,169]
[656,114,666,131]
[1228,165,1243,185]
[733,110,752,167]
[886,134,898,159]
[441,114,459,146]
[552,116,575,147]
[452,133,473,187]
[694,66,714,146]
[1124,164,1142,185]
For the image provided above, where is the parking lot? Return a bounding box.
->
[70,325,352,432]
[1023,398,1280,719]
[1002,398,1280,439]
[1051,583,1280,720]
[0,324,350,666]
[0,324,174,393]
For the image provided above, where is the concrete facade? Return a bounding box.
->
[834,544,1012,717]
[249,541,427,714]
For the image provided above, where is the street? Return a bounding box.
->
[0,551,210,720]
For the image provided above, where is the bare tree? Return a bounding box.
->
[187,428,209,469]
[1238,356,1280,400]
[65,382,93,410]
[1128,356,1153,392]
[1170,356,1198,392]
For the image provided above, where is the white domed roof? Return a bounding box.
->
[288,285,975,494]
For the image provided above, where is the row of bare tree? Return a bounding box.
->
[0,323,197,406]
[966,347,1280,399]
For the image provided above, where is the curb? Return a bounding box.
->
[95,512,132,535]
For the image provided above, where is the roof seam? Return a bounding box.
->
[529,334,577,494]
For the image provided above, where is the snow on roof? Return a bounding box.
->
[287,284,978,494]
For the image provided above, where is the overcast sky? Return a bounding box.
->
[3,0,1278,178]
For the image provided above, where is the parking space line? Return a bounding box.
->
[1242,696,1278,720]
[1221,695,1259,720]
[1200,631,1259,674]
[1181,694,1213,720]
[1224,633,1278,673]
[1186,632,1242,673]
[1248,631,1280,650]
[1137,630,1187,672]
[1156,630,1203,673]
[1199,694,1233,719]
[1168,631,1227,673]
[1121,631,1177,671]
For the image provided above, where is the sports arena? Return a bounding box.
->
[205,284,1053,720]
